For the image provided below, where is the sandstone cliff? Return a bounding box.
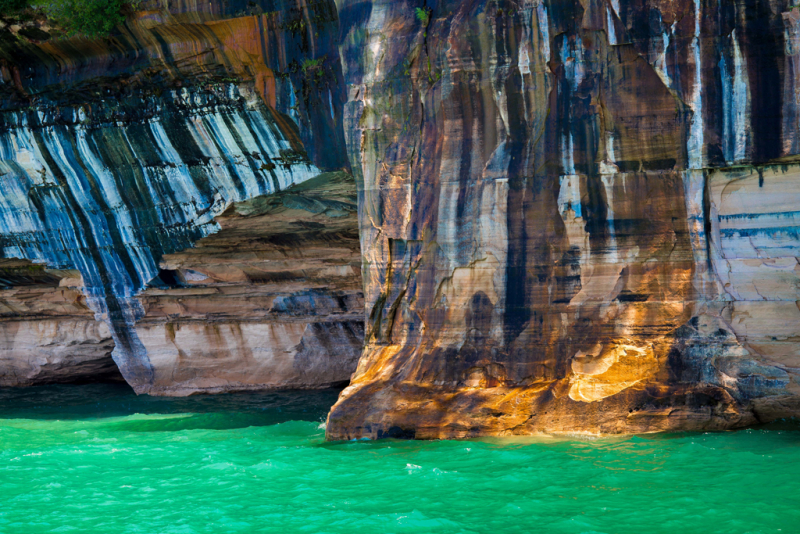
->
[1,0,799,439]
[0,0,361,392]
[325,0,800,439]
[0,259,119,385]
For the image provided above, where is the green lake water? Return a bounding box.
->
[0,384,798,533]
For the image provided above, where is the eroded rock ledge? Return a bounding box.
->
[136,171,363,395]
[0,259,119,386]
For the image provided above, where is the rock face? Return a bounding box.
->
[0,259,119,386]
[0,0,359,393]
[1,0,799,437]
[135,171,363,395]
[326,0,800,439]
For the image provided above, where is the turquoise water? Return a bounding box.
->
[1,384,798,533]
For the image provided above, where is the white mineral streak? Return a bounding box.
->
[520,1,547,124]
[681,170,724,299]
[288,79,300,123]
[561,34,585,91]
[519,42,532,120]
[556,174,592,308]
[731,31,750,163]
[599,131,620,175]
[364,3,389,85]
[519,43,531,77]
[687,0,704,169]
[0,86,321,386]
[652,22,674,88]
[558,34,582,177]
[557,174,588,260]
[720,31,750,164]
[606,5,617,46]
[561,132,576,176]
[601,174,619,266]
[536,2,550,63]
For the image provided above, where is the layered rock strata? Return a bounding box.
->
[0,0,357,393]
[326,0,800,439]
[135,171,363,395]
[1,0,799,437]
[0,259,119,386]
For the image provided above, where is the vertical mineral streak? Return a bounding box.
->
[326,0,800,439]
[687,0,704,169]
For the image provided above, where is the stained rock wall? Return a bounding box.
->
[0,259,119,386]
[1,0,798,434]
[0,0,358,393]
[326,0,800,439]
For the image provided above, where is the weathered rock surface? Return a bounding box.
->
[135,171,363,395]
[326,0,800,439]
[1,0,799,438]
[0,259,119,386]
[0,0,358,394]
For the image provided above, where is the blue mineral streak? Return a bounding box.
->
[0,85,322,389]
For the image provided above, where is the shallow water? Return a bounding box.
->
[0,384,798,533]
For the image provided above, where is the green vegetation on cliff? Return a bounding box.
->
[0,0,136,38]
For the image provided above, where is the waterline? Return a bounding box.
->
[1,384,798,533]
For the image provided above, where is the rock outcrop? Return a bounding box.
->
[0,0,359,393]
[135,171,363,395]
[325,0,800,439]
[0,259,119,386]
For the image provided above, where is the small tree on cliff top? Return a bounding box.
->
[39,0,134,37]
[1,1,137,38]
